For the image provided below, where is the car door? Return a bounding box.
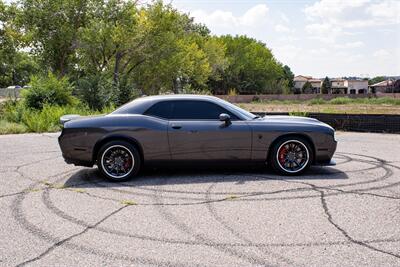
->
[167,100,252,161]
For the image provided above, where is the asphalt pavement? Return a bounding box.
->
[0,131,399,267]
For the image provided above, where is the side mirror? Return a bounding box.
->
[219,113,231,125]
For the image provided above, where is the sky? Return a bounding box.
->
[170,0,400,78]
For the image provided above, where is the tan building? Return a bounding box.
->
[293,75,312,91]
[309,79,322,93]
[330,78,347,94]
[345,79,368,94]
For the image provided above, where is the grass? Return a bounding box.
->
[253,97,400,106]
[0,120,28,134]
[241,96,400,115]
[0,100,114,134]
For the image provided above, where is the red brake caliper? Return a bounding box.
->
[279,147,287,165]
[124,158,132,170]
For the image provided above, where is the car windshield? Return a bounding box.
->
[217,99,258,120]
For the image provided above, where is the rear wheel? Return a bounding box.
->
[97,140,141,182]
[270,137,313,175]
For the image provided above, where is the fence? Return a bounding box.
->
[253,112,400,133]
[0,88,22,98]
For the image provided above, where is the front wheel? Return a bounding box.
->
[97,140,141,182]
[270,137,313,175]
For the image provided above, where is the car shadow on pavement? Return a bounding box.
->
[63,164,348,189]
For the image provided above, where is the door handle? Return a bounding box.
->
[171,125,182,130]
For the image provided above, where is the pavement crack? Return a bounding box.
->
[315,186,400,259]
[16,205,127,267]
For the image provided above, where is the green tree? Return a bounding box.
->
[321,76,331,94]
[368,76,385,85]
[20,0,90,76]
[0,1,38,87]
[212,35,285,95]
[283,65,294,90]
[302,81,313,94]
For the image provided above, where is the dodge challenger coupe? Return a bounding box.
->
[58,95,337,181]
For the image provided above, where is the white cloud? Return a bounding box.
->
[305,23,344,43]
[303,0,400,44]
[190,4,269,29]
[274,24,290,33]
[240,4,269,27]
[366,0,400,20]
[304,0,370,20]
[334,41,364,49]
[373,49,390,58]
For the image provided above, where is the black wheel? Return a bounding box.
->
[97,140,141,182]
[270,136,313,175]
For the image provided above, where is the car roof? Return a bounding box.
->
[112,94,223,115]
[138,94,220,102]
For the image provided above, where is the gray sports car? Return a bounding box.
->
[58,95,337,181]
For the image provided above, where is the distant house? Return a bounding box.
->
[309,79,322,93]
[369,79,400,93]
[330,78,347,94]
[345,79,368,94]
[293,75,319,93]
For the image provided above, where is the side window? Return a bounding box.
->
[144,101,172,119]
[171,101,238,120]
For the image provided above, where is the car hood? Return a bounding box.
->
[257,115,334,130]
[261,115,320,124]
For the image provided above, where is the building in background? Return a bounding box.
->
[369,79,400,93]
[345,79,369,94]
[294,75,370,94]
[330,78,347,94]
[293,75,313,93]
[309,79,322,94]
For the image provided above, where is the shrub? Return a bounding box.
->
[0,120,28,134]
[309,98,326,105]
[329,97,353,105]
[21,72,77,109]
[75,75,114,110]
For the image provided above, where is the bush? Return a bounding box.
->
[309,98,326,105]
[0,120,28,134]
[75,75,114,110]
[21,72,77,109]
[328,97,353,105]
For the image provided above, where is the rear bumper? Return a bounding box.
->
[59,130,94,167]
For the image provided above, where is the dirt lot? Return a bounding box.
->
[0,132,399,266]
[239,103,400,114]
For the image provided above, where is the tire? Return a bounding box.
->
[269,136,313,175]
[97,140,141,182]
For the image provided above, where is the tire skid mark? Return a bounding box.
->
[12,176,204,267]
[42,184,400,249]
[16,205,128,266]
[205,182,297,266]
[4,145,400,266]
[284,179,400,259]
[152,176,274,266]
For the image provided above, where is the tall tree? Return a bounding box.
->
[321,76,331,94]
[302,81,313,94]
[0,1,38,87]
[212,35,285,95]
[283,65,294,90]
[20,0,90,76]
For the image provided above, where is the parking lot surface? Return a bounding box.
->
[0,132,399,267]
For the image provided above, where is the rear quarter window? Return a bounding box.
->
[144,101,173,119]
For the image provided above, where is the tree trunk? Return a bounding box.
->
[114,52,122,87]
